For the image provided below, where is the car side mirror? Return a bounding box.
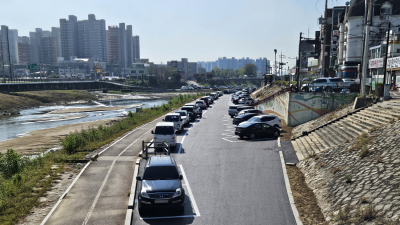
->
[162,119,165,121]
[151,130,154,134]
[136,175,142,181]
[179,175,183,180]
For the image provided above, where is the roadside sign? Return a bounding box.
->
[372,81,376,91]
[28,63,38,70]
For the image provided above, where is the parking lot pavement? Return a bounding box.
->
[130,94,297,225]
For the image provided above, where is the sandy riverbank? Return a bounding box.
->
[0,118,121,155]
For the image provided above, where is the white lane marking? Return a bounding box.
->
[178,119,198,154]
[82,129,152,225]
[41,162,91,225]
[278,137,281,147]
[279,151,303,225]
[179,165,200,216]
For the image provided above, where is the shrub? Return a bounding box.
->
[0,149,22,179]
[345,174,352,183]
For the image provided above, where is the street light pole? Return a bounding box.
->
[274,49,277,81]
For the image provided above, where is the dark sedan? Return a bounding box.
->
[235,122,280,140]
[232,113,258,125]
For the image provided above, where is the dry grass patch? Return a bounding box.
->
[331,167,343,174]
[347,132,373,158]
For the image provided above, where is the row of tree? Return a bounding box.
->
[193,63,258,83]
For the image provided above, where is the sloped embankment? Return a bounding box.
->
[297,120,400,224]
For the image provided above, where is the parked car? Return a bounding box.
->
[207,96,214,104]
[228,105,246,118]
[136,156,185,214]
[175,110,189,127]
[242,115,281,128]
[233,113,258,125]
[184,103,199,114]
[200,97,210,107]
[235,122,280,140]
[235,106,254,116]
[181,106,196,122]
[238,98,255,105]
[163,113,184,133]
[237,109,263,117]
[301,78,345,92]
[151,122,177,149]
[217,91,223,96]
[195,100,207,110]
[210,93,218,100]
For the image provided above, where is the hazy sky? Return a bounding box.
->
[1,0,349,67]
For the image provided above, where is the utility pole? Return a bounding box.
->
[279,52,286,88]
[321,0,328,77]
[274,49,277,81]
[361,0,372,98]
[383,22,391,86]
[297,32,303,91]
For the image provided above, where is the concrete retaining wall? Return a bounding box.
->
[257,92,357,126]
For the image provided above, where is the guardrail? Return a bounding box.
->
[141,140,170,159]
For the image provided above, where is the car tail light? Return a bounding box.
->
[154,137,157,140]
[279,119,281,122]
[172,137,175,139]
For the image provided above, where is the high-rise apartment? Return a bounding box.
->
[1,26,19,65]
[107,26,119,66]
[42,37,57,66]
[17,36,29,64]
[60,15,78,60]
[126,25,133,66]
[51,27,62,58]
[77,14,107,61]
[119,23,127,69]
[133,35,140,61]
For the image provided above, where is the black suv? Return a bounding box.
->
[137,156,185,214]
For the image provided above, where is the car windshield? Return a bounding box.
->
[143,166,180,180]
[154,126,174,135]
[164,115,179,122]
[176,111,186,116]
[247,117,259,122]
[181,107,193,112]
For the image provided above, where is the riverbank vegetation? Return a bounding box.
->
[0,93,204,224]
[61,93,203,154]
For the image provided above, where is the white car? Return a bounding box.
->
[152,122,176,149]
[163,113,184,133]
[302,78,345,92]
[175,110,190,127]
[241,115,281,128]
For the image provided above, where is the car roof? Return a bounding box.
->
[175,110,186,113]
[156,122,175,127]
[165,113,180,116]
[147,156,175,167]
[237,113,257,118]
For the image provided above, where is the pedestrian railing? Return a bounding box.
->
[141,140,170,159]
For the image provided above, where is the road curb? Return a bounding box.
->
[279,151,303,225]
[125,158,140,225]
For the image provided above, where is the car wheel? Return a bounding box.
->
[239,135,244,139]
[249,133,256,140]
[230,115,234,118]
[274,131,280,137]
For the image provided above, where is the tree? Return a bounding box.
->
[199,67,206,74]
[243,63,257,77]
[206,72,213,79]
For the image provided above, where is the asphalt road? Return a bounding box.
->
[42,94,297,225]
[132,94,297,225]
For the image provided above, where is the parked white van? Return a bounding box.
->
[151,122,177,149]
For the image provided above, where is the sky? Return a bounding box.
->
[0,0,350,67]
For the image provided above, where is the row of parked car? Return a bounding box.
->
[151,91,223,150]
[138,90,225,214]
[228,100,282,140]
[231,89,256,105]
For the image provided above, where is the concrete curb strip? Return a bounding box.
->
[279,151,303,225]
[126,159,140,225]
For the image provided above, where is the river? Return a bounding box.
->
[0,95,169,142]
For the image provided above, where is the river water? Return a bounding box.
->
[0,95,168,142]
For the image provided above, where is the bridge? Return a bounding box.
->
[0,79,142,92]
[212,77,265,86]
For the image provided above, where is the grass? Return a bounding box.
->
[331,167,343,174]
[10,90,96,104]
[0,149,64,225]
[0,93,204,224]
[60,93,203,154]
[347,132,373,158]
[345,174,353,183]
